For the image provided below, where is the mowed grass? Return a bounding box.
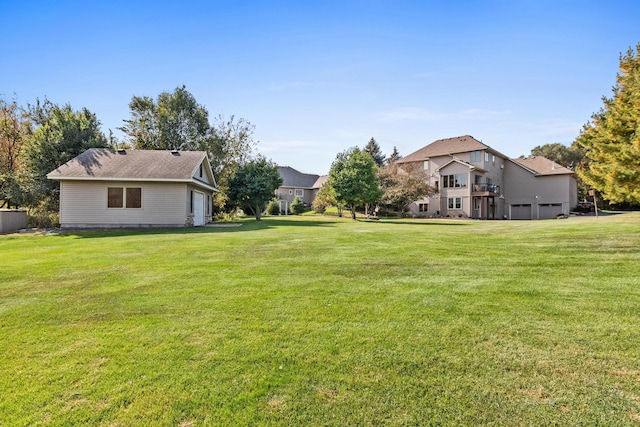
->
[1,213,640,426]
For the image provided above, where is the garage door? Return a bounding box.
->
[539,203,563,219]
[511,204,531,220]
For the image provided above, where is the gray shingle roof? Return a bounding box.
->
[278,166,321,188]
[47,148,217,189]
[510,156,574,176]
[397,135,490,163]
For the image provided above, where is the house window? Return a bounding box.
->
[289,189,293,195]
[470,151,481,162]
[294,189,304,197]
[448,197,462,210]
[485,152,490,162]
[443,173,467,188]
[108,187,141,209]
[190,190,193,214]
[207,195,211,215]
[199,164,203,178]
[423,160,429,170]
[492,155,495,165]
[418,203,428,212]
[126,188,142,208]
[108,187,123,208]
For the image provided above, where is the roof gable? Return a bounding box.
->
[436,158,482,172]
[278,166,321,188]
[47,148,218,190]
[398,135,489,163]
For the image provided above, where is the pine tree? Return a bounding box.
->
[574,43,640,204]
[386,146,402,165]
[363,137,385,167]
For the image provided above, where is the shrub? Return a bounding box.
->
[27,207,59,229]
[266,199,280,215]
[290,197,306,215]
[213,212,236,222]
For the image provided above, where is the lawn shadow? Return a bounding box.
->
[357,218,470,226]
[55,217,340,238]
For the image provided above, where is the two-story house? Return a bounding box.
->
[396,135,577,220]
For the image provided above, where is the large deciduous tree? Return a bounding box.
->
[328,148,383,220]
[119,86,259,212]
[20,100,107,209]
[530,143,585,169]
[226,156,282,220]
[529,142,589,200]
[574,43,640,204]
[378,162,433,215]
[0,97,29,208]
[120,85,210,151]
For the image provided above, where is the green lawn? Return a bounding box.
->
[1,213,640,426]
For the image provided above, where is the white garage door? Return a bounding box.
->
[193,191,205,226]
[511,204,531,220]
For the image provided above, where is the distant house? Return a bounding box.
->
[397,135,578,219]
[276,166,327,212]
[47,148,218,228]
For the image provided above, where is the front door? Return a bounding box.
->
[472,197,481,219]
[193,191,205,226]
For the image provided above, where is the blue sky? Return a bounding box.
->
[2,1,638,174]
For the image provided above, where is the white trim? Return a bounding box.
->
[49,176,218,192]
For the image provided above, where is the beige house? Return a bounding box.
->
[397,135,577,220]
[276,166,327,212]
[47,148,218,228]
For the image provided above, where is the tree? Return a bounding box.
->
[0,97,29,208]
[363,137,385,167]
[529,142,589,200]
[574,43,640,204]
[120,85,210,151]
[208,114,258,177]
[328,148,383,220]
[312,182,342,215]
[378,161,433,215]
[530,143,584,169]
[226,156,282,220]
[19,100,107,209]
[290,196,305,214]
[386,146,402,165]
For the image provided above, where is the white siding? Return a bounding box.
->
[60,181,188,227]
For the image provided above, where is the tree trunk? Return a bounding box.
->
[350,205,356,220]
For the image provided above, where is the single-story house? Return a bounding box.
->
[397,135,578,219]
[47,148,218,228]
[276,166,327,212]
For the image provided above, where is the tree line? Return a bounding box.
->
[0,86,282,221]
[2,42,639,223]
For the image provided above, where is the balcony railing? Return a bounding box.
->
[472,184,500,194]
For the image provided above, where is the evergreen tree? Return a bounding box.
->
[363,137,385,167]
[574,43,640,204]
[386,146,402,165]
